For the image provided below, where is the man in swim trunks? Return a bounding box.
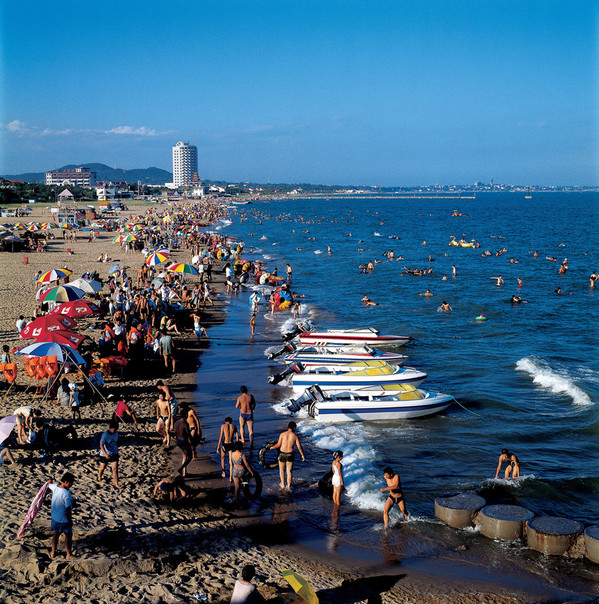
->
[270,421,305,490]
[380,466,408,527]
[495,448,520,479]
[217,416,238,479]
[236,386,256,447]
[156,380,178,432]
[155,392,171,445]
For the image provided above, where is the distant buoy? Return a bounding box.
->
[475,315,487,321]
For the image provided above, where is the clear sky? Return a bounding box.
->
[1,1,597,185]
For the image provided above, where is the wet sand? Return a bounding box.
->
[0,204,596,603]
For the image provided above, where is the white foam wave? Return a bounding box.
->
[220,219,233,227]
[314,250,323,254]
[373,232,382,237]
[298,421,404,520]
[516,356,592,406]
[262,254,273,260]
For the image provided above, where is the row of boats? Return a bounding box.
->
[267,325,454,423]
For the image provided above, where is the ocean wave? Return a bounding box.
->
[262,254,273,260]
[314,250,323,254]
[373,232,382,237]
[297,421,401,518]
[516,356,592,406]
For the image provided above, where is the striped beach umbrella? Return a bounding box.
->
[146,249,170,266]
[37,268,73,283]
[166,263,199,275]
[40,222,58,230]
[27,223,41,231]
[15,341,86,365]
[112,233,138,244]
[14,222,27,229]
[39,285,85,303]
[58,222,71,229]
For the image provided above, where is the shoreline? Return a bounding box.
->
[0,204,596,603]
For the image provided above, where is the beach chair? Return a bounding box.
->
[1,363,18,403]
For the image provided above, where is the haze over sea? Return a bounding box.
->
[200,192,598,557]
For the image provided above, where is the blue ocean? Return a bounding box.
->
[198,192,598,561]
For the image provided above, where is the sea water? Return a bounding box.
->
[197,192,598,550]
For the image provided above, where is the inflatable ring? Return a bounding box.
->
[258,441,279,469]
[318,470,334,498]
[242,469,263,500]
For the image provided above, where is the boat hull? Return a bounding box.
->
[299,333,412,347]
[311,395,452,422]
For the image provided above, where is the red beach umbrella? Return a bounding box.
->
[32,330,86,349]
[49,300,101,318]
[20,315,78,339]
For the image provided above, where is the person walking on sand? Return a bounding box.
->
[494,448,520,479]
[380,466,408,527]
[153,390,170,442]
[174,410,193,477]
[217,416,238,479]
[236,386,256,447]
[98,420,120,489]
[156,380,178,432]
[159,332,176,373]
[48,472,75,558]
[270,421,305,491]
[331,450,344,506]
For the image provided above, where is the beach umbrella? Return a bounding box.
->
[0,415,16,446]
[17,481,50,539]
[58,223,71,229]
[113,233,138,243]
[146,249,170,266]
[49,299,101,317]
[20,315,78,339]
[167,263,199,275]
[15,341,86,365]
[26,223,41,232]
[108,263,120,274]
[280,570,319,604]
[130,224,143,231]
[151,278,164,289]
[33,329,86,349]
[40,222,58,230]
[68,278,102,293]
[36,268,73,283]
[13,222,27,229]
[39,285,85,303]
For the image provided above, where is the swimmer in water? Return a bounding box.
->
[361,294,378,306]
[327,245,332,254]
[420,289,433,297]
[440,301,452,311]
[494,448,520,479]
[492,275,504,286]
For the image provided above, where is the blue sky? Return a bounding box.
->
[1,1,596,185]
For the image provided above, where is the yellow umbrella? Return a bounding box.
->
[280,570,319,604]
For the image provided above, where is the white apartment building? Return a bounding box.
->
[172,141,198,187]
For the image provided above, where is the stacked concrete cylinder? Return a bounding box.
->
[583,526,599,564]
[434,493,486,529]
[478,504,535,541]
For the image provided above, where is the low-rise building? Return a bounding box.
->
[45,167,97,187]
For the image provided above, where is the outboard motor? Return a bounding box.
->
[266,342,296,360]
[287,386,316,413]
[282,321,311,342]
[268,362,304,385]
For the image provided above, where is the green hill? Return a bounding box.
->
[2,163,172,185]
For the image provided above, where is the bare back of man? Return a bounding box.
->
[217,417,238,479]
[271,422,305,490]
[235,386,256,447]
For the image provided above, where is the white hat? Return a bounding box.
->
[68,382,77,390]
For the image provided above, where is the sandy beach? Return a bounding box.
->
[0,203,596,604]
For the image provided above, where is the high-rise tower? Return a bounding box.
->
[172,141,198,187]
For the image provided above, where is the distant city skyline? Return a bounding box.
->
[1,1,597,186]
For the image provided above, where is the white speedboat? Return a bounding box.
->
[298,327,412,348]
[289,362,426,393]
[274,343,407,366]
[287,385,454,422]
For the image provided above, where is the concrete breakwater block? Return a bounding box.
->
[584,526,599,564]
[526,516,584,556]
[479,504,534,541]
[434,493,486,529]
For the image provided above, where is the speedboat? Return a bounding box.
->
[297,327,412,348]
[289,362,427,393]
[269,342,407,366]
[287,384,453,423]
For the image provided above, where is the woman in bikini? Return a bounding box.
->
[230,442,254,505]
